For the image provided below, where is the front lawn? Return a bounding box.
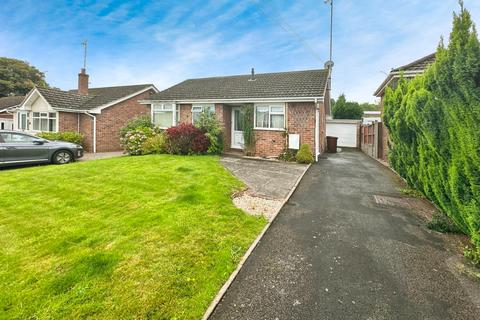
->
[0,155,266,319]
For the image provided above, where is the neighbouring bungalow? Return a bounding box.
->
[0,96,24,130]
[141,68,331,160]
[372,53,436,161]
[12,69,158,152]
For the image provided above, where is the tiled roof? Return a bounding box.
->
[34,84,154,111]
[0,96,24,110]
[374,53,436,97]
[391,53,436,73]
[148,69,329,101]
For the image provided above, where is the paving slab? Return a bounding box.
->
[220,157,308,199]
[211,149,480,320]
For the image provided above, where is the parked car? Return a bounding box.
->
[0,130,83,167]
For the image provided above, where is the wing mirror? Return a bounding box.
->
[33,139,46,145]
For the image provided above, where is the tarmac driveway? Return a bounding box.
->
[211,149,480,320]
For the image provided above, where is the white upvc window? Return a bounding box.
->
[192,104,215,124]
[254,104,285,130]
[152,103,178,128]
[32,112,57,132]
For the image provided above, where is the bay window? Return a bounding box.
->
[255,104,285,130]
[32,112,57,132]
[192,104,215,124]
[152,103,178,128]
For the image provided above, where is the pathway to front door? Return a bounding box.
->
[210,149,480,320]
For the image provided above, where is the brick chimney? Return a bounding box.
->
[78,68,89,95]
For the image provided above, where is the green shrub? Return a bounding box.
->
[120,115,153,139]
[37,131,84,146]
[383,3,480,262]
[241,104,256,156]
[295,144,314,164]
[195,112,224,154]
[278,148,298,162]
[142,133,166,155]
[121,127,155,155]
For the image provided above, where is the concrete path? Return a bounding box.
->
[220,157,308,199]
[79,151,124,161]
[211,149,480,320]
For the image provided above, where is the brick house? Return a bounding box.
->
[12,69,158,152]
[0,96,24,130]
[142,69,331,160]
[373,53,436,161]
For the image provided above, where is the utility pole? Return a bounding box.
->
[324,0,334,67]
[82,40,88,70]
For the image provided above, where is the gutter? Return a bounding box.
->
[315,98,320,162]
[139,97,325,104]
[84,112,97,153]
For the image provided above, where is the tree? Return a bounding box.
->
[0,57,49,97]
[383,1,480,262]
[332,94,363,119]
[359,102,379,111]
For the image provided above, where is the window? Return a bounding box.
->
[32,112,57,132]
[255,104,285,129]
[152,103,177,128]
[0,133,37,143]
[192,104,215,124]
[18,112,28,130]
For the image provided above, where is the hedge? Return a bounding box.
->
[383,3,480,261]
[37,131,84,147]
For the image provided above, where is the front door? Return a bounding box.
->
[231,107,244,149]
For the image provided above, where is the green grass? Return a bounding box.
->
[0,155,266,319]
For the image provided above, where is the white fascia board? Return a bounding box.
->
[88,85,158,114]
[140,97,325,104]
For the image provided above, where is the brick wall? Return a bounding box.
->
[167,102,327,159]
[254,130,285,157]
[79,113,94,152]
[222,105,231,151]
[179,104,193,124]
[59,112,78,132]
[94,89,154,152]
[287,102,316,155]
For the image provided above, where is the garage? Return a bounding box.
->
[326,119,361,148]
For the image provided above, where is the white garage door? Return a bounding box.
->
[326,120,360,148]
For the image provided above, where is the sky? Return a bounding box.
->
[1,0,479,103]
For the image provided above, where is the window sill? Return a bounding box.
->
[253,127,286,132]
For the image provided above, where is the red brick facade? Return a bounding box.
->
[57,89,155,152]
[176,101,327,159]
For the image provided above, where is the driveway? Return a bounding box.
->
[211,149,480,320]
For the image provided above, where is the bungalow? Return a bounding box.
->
[373,53,436,161]
[12,68,158,152]
[142,68,331,160]
[0,96,24,130]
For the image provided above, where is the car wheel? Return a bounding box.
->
[52,150,73,165]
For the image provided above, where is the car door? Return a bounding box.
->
[0,134,4,164]
[0,132,50,164]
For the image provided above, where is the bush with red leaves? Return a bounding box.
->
[165,123,210,155]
